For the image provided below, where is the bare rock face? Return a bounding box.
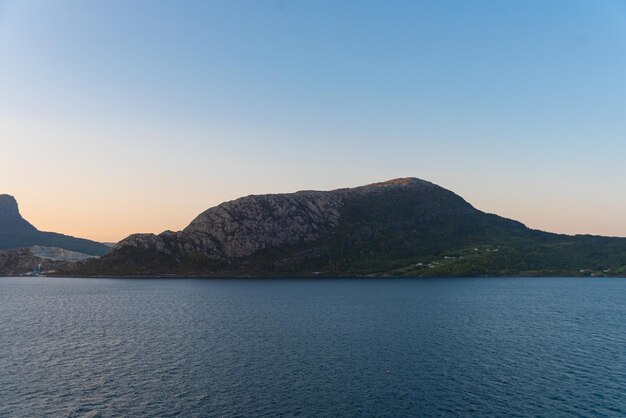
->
[183,191,344,258]
[116,178,438,260]
[0,246,94,276]
[30,246,98,262]
[117,233,174,254]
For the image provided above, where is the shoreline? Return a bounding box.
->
[5,274,625,279]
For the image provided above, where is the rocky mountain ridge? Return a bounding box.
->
[115,178,448,260]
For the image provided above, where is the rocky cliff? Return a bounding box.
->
[114,178,458,259]
[0,194,110,256]
[0,195,37,232]
[0,246,96,276]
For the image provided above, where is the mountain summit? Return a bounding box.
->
[0,195,110,256]
[73,177,626,277]
[0,194,20,216]
[0,194,36,232]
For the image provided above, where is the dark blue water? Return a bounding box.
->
[1,277,626,417]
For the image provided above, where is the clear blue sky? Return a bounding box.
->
[2,0,626,241]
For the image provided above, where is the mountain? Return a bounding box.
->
[0,194,37,233]
[71,178,626,277]
[0,194,110,256]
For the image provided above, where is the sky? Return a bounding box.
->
[1,0,626,242]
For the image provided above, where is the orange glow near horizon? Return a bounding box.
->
[3,0,626,242]
[4,112,626,242]
[11,181,626,243]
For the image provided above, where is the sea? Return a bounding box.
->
[1,276,625,417]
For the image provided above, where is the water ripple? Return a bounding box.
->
[1,277,626,417]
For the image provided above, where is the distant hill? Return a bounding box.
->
[0,194,110,256]
[0,246,98,276]
[72,178,626,277]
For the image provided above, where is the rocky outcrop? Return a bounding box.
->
[0,194,36,232]
[0,195,19,217]
[0,194,111,256]
[115,178,441,260]
[30,246,98,262]
[0,246,95,276]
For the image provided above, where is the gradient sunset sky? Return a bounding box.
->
[2,0,626,242]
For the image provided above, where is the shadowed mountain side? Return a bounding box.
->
[69,178,626,277]
[0,194,110,256]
